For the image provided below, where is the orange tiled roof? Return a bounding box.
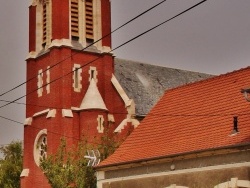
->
[99,67,250,168]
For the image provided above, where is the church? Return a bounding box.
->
[20,0,211,187]
[96,66,250,188]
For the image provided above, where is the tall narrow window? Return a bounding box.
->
[88,67,97,83]
[85,0,94,43]
[46,66,50,94]
[75,68,79,88]
[42,2,47,47]
[33,129,47,166]
[72,64,82,92]
[91,70,94,80]
[97,115,104,133]
[37,69,43,97]
[71,0,79,40]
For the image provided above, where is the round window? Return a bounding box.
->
[33,129,47,166]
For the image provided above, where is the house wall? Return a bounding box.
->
[98,148,250,188]
[103,166,250,188]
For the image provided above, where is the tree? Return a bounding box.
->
[40,127,121,188]
[0,141,23,188]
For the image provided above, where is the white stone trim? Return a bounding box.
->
[24,117,33,126]
[97,162,250,186]
[33,129,47,166]
[62,109,73,118]
[30,0,37,6]
[131,119,140,128]
[72,64,82,92]
[97,115,104,133]
[165,185,189,188]
[20,169,30,177]
[80,79,108,110]
[71,107,81,111]
[49,39,73,48]
[88,66,98,83]
[114,119,127,133]
[26,51,37,59]
[214,178,250,188]
[35,0,52,53]
[33,109,50,117]
[102,46,111,53]
[111,74,139,132]
[35,2,43,53]
[37,69,43,97]
[93,0,102,50]
[96,171,105,188]
[78,0,84,45]
[46,109,56,118]
[111,74,130,107]
[108,114,115,123]
[46,66,50,94]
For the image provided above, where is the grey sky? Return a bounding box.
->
[0,0,250,146]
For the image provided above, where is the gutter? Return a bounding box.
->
[95,142,250,170]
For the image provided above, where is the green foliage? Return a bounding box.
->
[40,139,99,188]
[40,121,127,188]
[0,141,23,188]
[40,130,120,188]
[98,124,121,161]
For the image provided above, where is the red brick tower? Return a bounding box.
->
[21,0,139,187]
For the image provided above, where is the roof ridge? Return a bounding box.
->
[115,58,213,75]
[165,66,250,94]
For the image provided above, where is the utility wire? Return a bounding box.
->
[0,109,248,147]
[0,115,23,125]
[0,0,167,98]
[0,97,248,118]
[0,0,208,110]
[0,0,210,139]
[0,0,210,135]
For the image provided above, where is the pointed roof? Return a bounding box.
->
[98,66,250,168]
[80,79,108,111]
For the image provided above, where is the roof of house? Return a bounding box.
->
[99,66,250,168]
[114,58,213,115]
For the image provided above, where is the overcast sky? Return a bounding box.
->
[0,0,250,146]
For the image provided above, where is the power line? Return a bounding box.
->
[0,109,248,146]
[2,108,249,129]
[0,0,210,140]
[0,0,211,144]
[0,0,167,98]
[0,0,208,110]
[0,115,23,125]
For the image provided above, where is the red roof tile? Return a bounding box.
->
[99,67,250,167]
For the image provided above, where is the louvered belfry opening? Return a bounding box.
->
[71,0,79,40]
[42,2,47,46]
[85,0,94,43]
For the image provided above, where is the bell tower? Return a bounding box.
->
[21,0,139,187]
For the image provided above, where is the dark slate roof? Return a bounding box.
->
[114,58,213,115]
